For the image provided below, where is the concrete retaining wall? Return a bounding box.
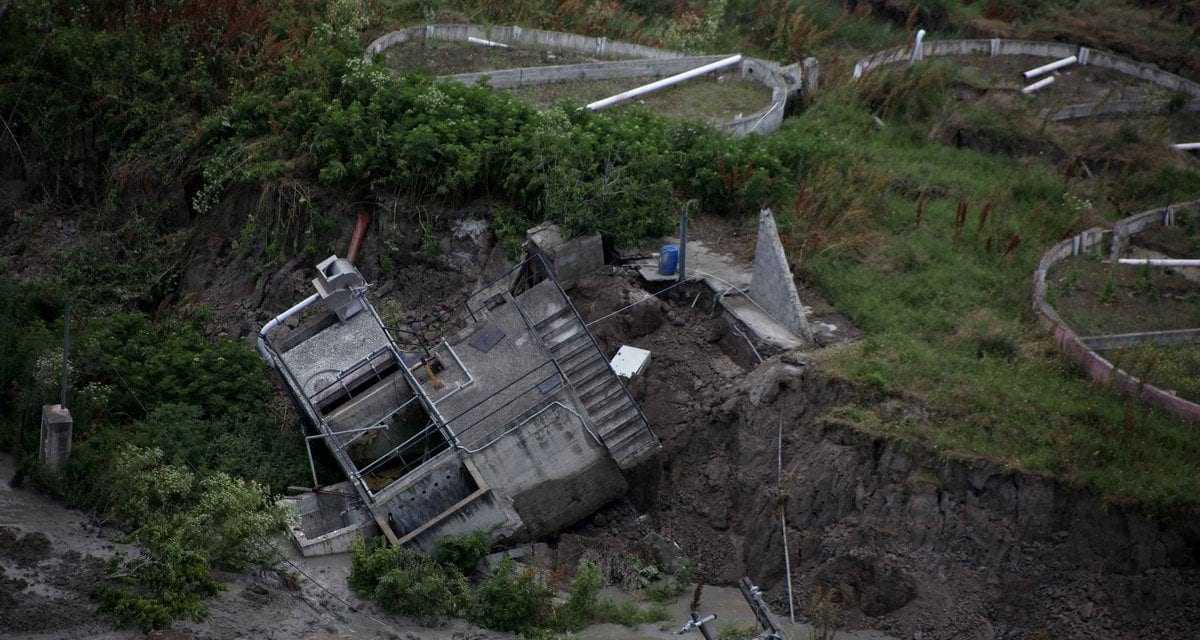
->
[365,24,688,61]
[852,39,1200,123]
[364,24,796,136]
[1032,200,1200,423]
[447,55,728,89]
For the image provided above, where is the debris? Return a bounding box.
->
[611,346,652,379]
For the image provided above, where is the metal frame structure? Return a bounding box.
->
[264,251,657,545]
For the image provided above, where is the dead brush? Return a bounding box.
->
[976,201,993,233]
[857,61,955,123]
[953,199,968,242]
[787,162,889,262]
[776,3,835,59]
[1001,233,1022,261]
[254,177,314,255]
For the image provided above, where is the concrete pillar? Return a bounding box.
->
[802,57,819,94]
[39,404,73,470]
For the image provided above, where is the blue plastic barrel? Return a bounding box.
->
[658,244,679,276]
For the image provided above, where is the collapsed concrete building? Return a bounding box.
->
[260,243,659,554]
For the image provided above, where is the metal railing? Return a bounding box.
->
[358,422,451,498]
[307,346,397,409]
[461,401,602,454]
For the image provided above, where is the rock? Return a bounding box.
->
[484,542,552,572]
[638,532,690,575]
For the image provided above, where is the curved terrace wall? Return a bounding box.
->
[1032,200,1200,423]
[364,24,800,136]
[852,38,1200,121]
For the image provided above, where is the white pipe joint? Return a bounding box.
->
[1022,76,1055,94]
[585,54,743,111]
[1172,142,1200,151]
[1024,55,1077,79]
[911,29,926,63]
[467,36,509,48]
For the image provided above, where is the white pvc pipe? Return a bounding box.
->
[1173,143,1200,151]
[585,54,742,111]
[1024,55,1077,79]
[256,293,321,364]
[467,36,509,48]
[1022,76,1055,94]
[1119,259,1200,267]
[910,29,926,63]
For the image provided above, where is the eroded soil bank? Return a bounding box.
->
[557,273,1200,640]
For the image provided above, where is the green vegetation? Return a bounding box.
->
[0,285,300,629]
[719,622,760,640]
[1049,254,1200,336]
[92,445,286,630]
[802,68,1200,506]
[505,74,772,125]
[433,530,491,574]
[351,540,667,635]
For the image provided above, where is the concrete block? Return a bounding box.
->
[312,255,365,321]
[39,404,73,470]
[749,209,811,341]
[525,223,603,290]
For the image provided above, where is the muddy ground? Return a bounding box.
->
[551,272,1200,640]
[0,454,511,640]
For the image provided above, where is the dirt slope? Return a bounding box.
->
[557,276,1200,640]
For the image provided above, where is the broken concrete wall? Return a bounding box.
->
[470,401,627,538]
[281,481,380,556]
[749,209,811,341]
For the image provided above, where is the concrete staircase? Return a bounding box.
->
[531,304,659,469]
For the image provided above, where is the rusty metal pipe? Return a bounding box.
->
[347,212,370,264]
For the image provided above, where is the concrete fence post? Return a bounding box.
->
[802,57,819,94]
[39,404,73,470]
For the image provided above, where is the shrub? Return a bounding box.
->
[555,559,603,631]
[350,538,471,619]
[433,531,491,575]
[95,445,286,630]
[469,558,555,633]
[374,559,472,618]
